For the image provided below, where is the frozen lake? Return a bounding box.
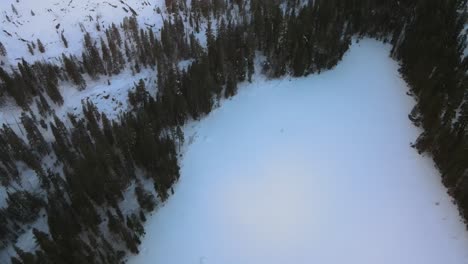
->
[129,39,468,264]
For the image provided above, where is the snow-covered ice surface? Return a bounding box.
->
[129,39,468,264]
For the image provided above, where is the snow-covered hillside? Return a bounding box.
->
[0,1,168,260]
[0,0,202,129]
[1,0,165,63]
[128,39,468,264]
[0,68,156,131]
[0,0,168,133]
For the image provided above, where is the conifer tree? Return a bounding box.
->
[224,72,238,98]
[37,39,46,53]
[0,42,6,57]
[83,32,105,76]
[61,32,69,48]
[21,113,49,156]
[62,54,86,90]
[27,43,34,55]
[135,185,156,212]
[100,37,112,75]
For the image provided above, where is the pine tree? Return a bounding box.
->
[101,113,114,145]
[100,37,112,75]
[139,210,146,222]
[224,72,237,98]
[11,4,18,15]
[36,94,51,117]
[0,42,6,57]
[44,65,64,105]
[83,32,105,76]
[6,191,43,223]
[175,125,184,150]
[21,113,49,156]
[128,79,149,108]
[2,124,41,171]
[135,185,156,212]
[61,32,69,48]
[17,59,38,96]
[27,43,34,55]
[62,54,86,90]
[37,39,45,53]
[107,31,125,74]
[111,23,122,47]
[124,41,132,62]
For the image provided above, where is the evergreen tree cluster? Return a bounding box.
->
[393,0,468,220]
[0,59,63,108]
[2,88,181,263]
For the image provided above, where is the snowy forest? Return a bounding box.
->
[0,0,467,263]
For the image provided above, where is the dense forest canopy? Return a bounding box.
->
[0,0,466,263]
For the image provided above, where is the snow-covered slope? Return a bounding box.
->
[0,2,166,259]
[0,0,167,131]
[1,0,165,63]
[128,39,468,264]
[0,68,156,126]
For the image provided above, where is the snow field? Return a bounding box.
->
[1,0,165,62]
[128,39,468,264]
